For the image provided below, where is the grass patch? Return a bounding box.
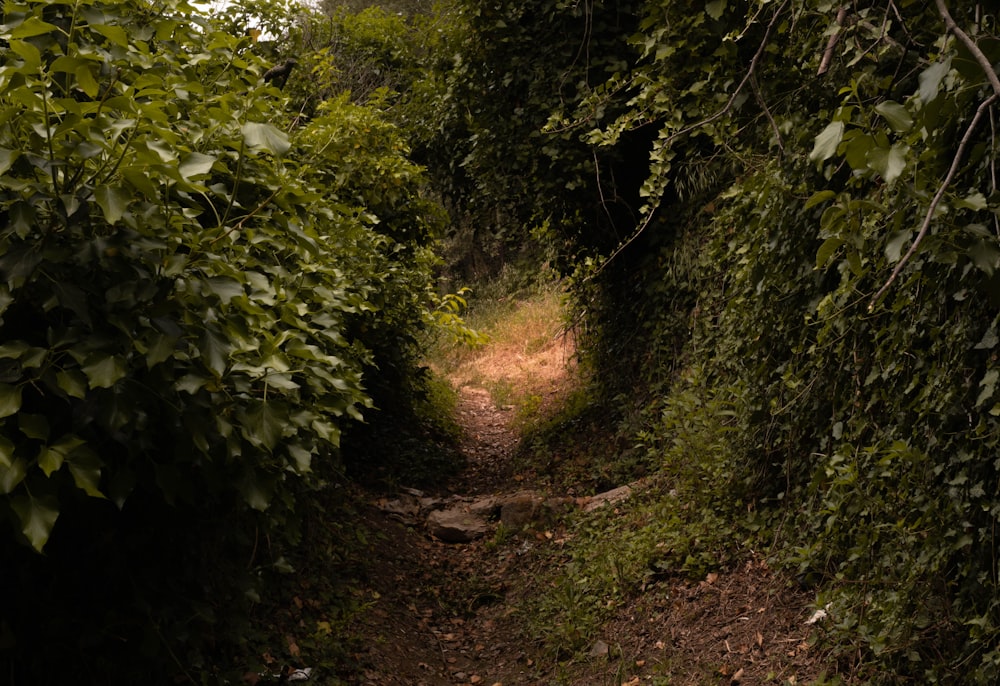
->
[426,268,577,428]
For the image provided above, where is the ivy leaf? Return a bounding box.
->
[56,369,88,399]
[82,355,126,389]
[0,435,14,468]
[809,121,844,163]
[200,328,230,376]
[94,185,130,224]
[287,443,313,474]
[867,143,907,184]
[874,101,913,133]
[67,448,106,499]
[179,152,217,180]
[205,276,244,304]
[239,470,274,511]
[11,494,59,553]
[242,122,291,156]
[241,401,283,451]
[0,383,22,418]
[705,0,725,20]
[919,59,950,104]
[885,230,911,263]
[0,148,18,175]
[0,457,27,494]
[37,436,86,478]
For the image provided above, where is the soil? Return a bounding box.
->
[342,319,837,685]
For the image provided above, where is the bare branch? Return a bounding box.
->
[870,0,1000,308]
[935,0,1000,97]
[817,6,848,77]
[869,94,998,309]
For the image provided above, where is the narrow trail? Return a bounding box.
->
[343,296,830,685]
[348,381,550,686]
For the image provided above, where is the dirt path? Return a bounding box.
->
[347,383,552,686]
[343,296,833,685]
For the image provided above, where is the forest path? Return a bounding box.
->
[345,296,577,685]
[343,291,828,685]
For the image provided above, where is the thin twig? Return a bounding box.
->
[869,93,998,308]
[870,0,1000,307]
[935,0,1000,97]
[587,0,788,280]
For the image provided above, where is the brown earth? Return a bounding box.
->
[342,309,838,685]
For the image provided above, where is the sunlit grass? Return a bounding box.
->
[424,273,577,424]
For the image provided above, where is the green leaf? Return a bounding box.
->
[9,40,41,71]
[179,152,217,180]
[867,143,907,184]
[37,436,86,478]
[0,457,26,494]
[809,121,845,163]
[94,185,130,224]
[0,436,14,468]
[287,443,312,473]
[76,65,100,98]
[954,192,987,211]
[242,122,291,156]
[885,230,911,263]
[874,101,913,133]
[200,328,230,376]
[10,17,60,38]
[205,276,244,303]
[970,240,1000,275]
[19,414,49,441]
[239,474,273,512]
[241,401,283,451]
[11,494,59,553]
[705,0,725,20]
[68,448,105,499]
[919,59,950,104]
[56,369,88,399]
[0,148,18,175]
[816,237,844,269]
[176,374,209,394]
[0,384,22,418]
[978,369,999,406]
[805,190,836,210]
[91,23,129,47]
[145,334,177,368]
[81,355,126,389]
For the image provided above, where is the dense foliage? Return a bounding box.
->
[0,0,445,681]
[436,0,1000,681]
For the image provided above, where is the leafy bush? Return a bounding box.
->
[0,0,444,680]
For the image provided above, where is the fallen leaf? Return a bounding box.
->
[706,572,719,584]
[755,631,764,647]
[731,667,745,683]
[286,635,300,658]
[635,660,646,667]
[470,676,482,684]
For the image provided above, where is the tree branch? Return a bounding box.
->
[817,6,848,76]
[870,0,1000,308]
[870,93,998,309]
